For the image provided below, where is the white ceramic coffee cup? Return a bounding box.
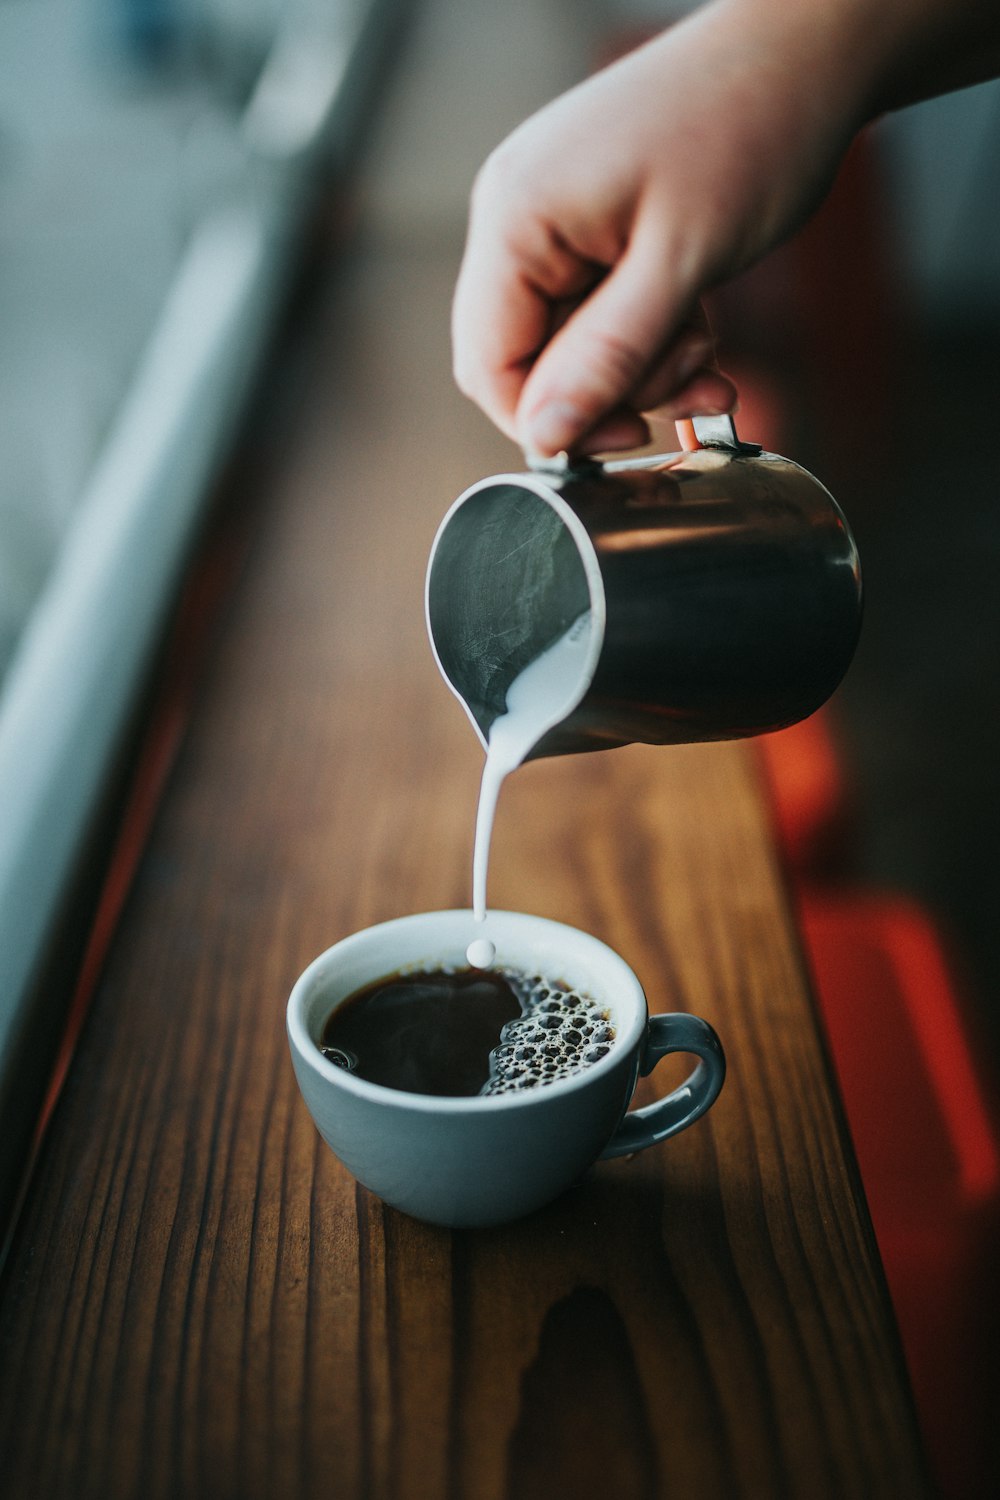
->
[286,910,725,1227]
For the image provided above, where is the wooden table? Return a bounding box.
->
[0,228,930,1498]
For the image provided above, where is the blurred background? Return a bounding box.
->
[2,0,1000,1073]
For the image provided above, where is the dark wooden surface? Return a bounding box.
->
[0,228,930,1498]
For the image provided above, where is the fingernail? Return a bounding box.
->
[523,400,586,458]
[677,370,738,416]
[690,394,735,416]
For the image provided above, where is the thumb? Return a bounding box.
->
[516,217,688,456]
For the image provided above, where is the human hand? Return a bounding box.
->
[452,0,869,457]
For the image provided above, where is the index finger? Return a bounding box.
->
[451,248,543,442]
[451,202,602,442]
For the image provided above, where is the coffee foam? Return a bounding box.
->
[482,970,615,1095]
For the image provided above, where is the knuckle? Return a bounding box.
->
[471,136,532,215]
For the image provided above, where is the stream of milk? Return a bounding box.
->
[466,612,593,968]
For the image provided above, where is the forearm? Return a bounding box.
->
[706,0,1000,124]
[863,0,1000,111]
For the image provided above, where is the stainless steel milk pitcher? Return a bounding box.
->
[425,416,862,759]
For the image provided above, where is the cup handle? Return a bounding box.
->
[599,1013,726,1160]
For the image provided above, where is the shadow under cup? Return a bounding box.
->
[286,910,725,1227]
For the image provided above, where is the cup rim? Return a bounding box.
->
[286,909,646,1114]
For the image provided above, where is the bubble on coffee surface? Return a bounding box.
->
[482,970,615,1095]
[321,1044,359,1072]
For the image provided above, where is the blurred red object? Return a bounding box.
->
[801,893,1000,1499]
[756,708,856,881]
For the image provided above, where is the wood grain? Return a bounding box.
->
[0,234,929,1498]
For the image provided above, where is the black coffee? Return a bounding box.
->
[319,967,614,1098]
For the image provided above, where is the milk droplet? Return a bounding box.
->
[466,936,496,969]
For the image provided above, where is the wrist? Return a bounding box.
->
[661,0,880,153]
